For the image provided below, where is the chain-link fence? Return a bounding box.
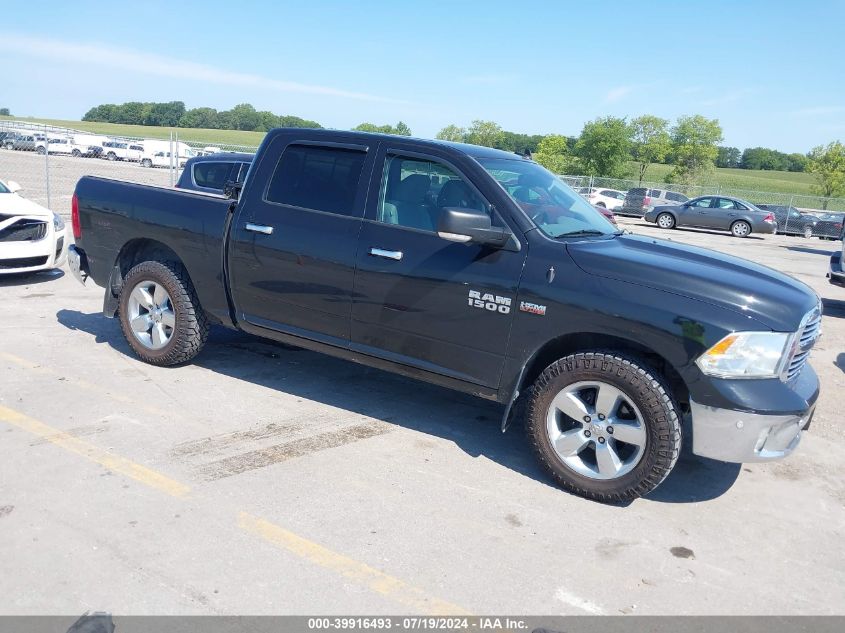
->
[1,118,842,240]
[561,174,845,238]
[0,120,258,217]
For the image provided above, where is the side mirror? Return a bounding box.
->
[223,180,243,200]
[437,207,509,247]
[6,180,22,193]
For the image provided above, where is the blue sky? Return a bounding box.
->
[2,0,843,153]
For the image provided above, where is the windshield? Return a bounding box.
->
[478,158,616,238]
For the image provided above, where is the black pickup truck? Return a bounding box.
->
[68,128,822,502]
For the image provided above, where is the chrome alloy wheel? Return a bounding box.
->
[657,213,675,228]
[127,280,176,350]
[545,380,647,480]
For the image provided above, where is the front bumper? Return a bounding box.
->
[0,224,66,274]
[689,365,819,462]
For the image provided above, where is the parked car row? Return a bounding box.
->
[1,130,197,166]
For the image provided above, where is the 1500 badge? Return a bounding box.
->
[468,290,511,314]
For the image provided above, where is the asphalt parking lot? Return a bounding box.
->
[1,151,844,615]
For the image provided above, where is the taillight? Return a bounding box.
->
[764,212,775,223]
[71,192,81,239]
[643,196,651,206]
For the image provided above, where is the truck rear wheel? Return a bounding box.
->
[525,351,681,502]
[118,260,209,366]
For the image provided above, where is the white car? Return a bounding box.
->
[36,137,76,155]
[0,179,67,274]
[579,187,626,210]
[140,151,187,169]
[101,141,145,162]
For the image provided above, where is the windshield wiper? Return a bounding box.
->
[553,229,607,238]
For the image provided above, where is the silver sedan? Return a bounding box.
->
[644,195,777,237]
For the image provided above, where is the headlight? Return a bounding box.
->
[52,212,65,232]
[696,331,791,379]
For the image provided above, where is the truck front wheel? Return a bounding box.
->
[525,351,681,502]
[118,260,209,366]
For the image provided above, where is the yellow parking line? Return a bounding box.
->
[0,351,170,416]
[0,402,470,614]
[238,512,471,616]
[0,404,190,498]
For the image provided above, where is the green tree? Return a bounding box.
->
[277,115,322,129]
[144,101,185,127]
[666,115,723,184]
[534,135,571,174]
[573,116,632,178]
[807,141,845,208]
[498,131,545,154]
[465,120,503,148]
[786,153,808,172]
[0,108,10,116]
[179,107,219,129]
[630,115,671,184]
[436,124,466,142]
[352,121,411,135]
[715,146,741,168]
[227,103,261,131]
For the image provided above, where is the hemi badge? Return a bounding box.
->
[520,301,547,316]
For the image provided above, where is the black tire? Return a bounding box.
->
[730,220,751,238]
[656,212,676,229]
[118,260,209,366]
[141,158,152,168]
[596,202,606,208]
[36,146,46,155]
[107,152,116,161]
[71,149,81,157]
[525,351,681,502]
[803,225,813,239]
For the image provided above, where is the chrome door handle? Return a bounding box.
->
[369,247,403,261]
[245,223,274,235]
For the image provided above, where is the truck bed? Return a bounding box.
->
[74,176,234,325]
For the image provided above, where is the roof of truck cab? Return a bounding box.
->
[268,128,524,160]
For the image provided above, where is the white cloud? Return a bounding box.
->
[0,34,403,103]
[603,86,634,103]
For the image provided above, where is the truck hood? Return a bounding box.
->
[0,193,53,218]
[567,234,819,332]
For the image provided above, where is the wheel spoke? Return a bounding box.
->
[160,309,176,328]
[551,391,590,421]
[594,383,623,418]
[151,323,167,347]
[132,286,154,309]
[153,283,169,308]
[130,314,152,334]
[609,422,646,447]
[553,429,590,457]
[595,440,623,477]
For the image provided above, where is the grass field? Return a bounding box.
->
[641,162,817,195]
[0,115,266,148]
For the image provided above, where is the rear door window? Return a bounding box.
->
[265,144,367,217]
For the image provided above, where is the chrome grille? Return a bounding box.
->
[783,304,822,381]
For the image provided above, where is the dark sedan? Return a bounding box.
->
[757,204,819,238]
[812,212,844,239]
[644,195,777,237]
